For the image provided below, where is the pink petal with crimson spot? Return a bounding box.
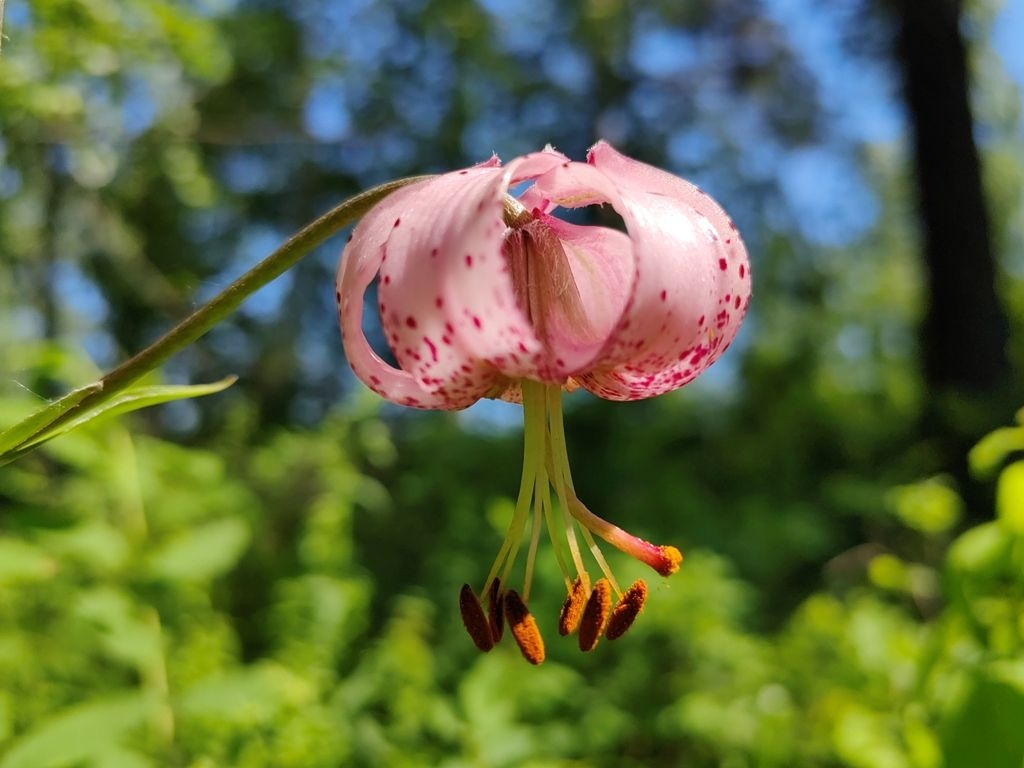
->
[338,179,471,408]
[337,150,570,408]
[530,141,750,400]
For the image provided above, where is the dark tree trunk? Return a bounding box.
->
[893,0,1014,516]
[894,0,1010,398]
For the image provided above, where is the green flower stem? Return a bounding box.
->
[11,175,428,453]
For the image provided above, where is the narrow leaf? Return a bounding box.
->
[0,376,236,466]
[0,382,102,456]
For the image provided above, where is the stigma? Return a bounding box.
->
[458,379,682,663]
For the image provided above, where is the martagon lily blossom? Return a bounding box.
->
[336,140,750,664]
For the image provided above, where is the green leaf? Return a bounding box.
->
[178,663,313,726]
[0,382,102,457]
[74,588,163,670]
[87,747,157,768]
[0,377,236,467]
[887,477,963,535]
[996,461,1024,535]
[0,539,57,585]
[147,516,251,582]
[947,522,1012,578]
[39,522,131,574]
[0,691,160,768]
[969,426,1024,479]
[943,665,1024,768]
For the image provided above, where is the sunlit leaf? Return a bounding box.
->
[87,746,157,768]
[995,461,1024,535]
[0,539,57,585]
[178,663,313,726]
[946,522,1011,579]
[39,522,131,574]
[147,516,251,582]
[887,478,963,535]
[0,691,160,768]
[74,588,163,670]
[968,426,1024,479]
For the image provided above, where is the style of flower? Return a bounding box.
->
[336,141,750,664]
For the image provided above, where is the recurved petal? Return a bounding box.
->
[339,165,530,410]
[536,141,751,400]
[337,180,473,409]
[374,162,553,395]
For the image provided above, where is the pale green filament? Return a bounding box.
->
[539,475,572,588]
[484,381,545,591]
[522,465,545,602]
[483,380,625,601]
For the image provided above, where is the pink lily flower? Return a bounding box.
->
[336,141,750,663]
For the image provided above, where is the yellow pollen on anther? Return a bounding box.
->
[578,578,612,652]
[558,575,590,636]
[504,589,545,665]
[459,584,494,652]
[605,579,648,640]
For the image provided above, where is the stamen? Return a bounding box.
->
[504,589,545,665]
[459,584,494,652]
[558,574,590,636]
[605,579,648,641]
[487,578,504,643]
[578,578,612,652]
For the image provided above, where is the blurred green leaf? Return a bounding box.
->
[0,539,57,584]
[74,587,163,670]
[146,516,250,582]
[39,522,131,574]
[0,691,160,768]
[969,426,1024,479]
[178,663,314,726]
[887,478,963,535]
[995,461,1024,535]
[832,700,910,768]
[942,665,1024,768]
[946,522,1012,578]
[87,747,158,768]
[868,553,909,591]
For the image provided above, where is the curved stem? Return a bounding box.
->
[6,176,429,454]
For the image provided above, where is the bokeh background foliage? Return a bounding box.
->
[2,0,1024,765]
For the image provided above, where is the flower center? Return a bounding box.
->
[458,379,682,664]
[504,218,591,349]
